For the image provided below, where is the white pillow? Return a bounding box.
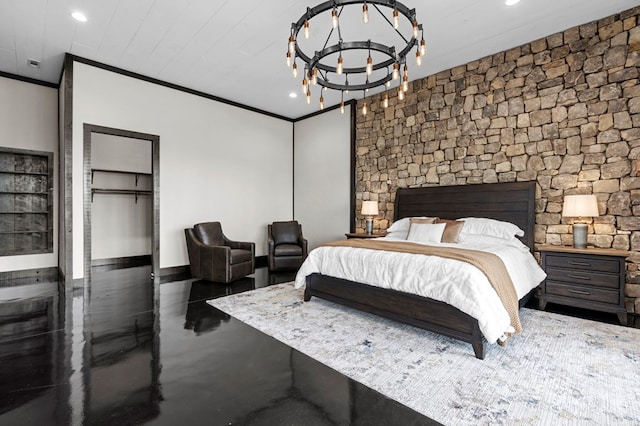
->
[387,217,413,233]
[457,217,524,241]
[406,223,446,244]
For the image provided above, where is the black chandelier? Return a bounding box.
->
[287,0,425,114]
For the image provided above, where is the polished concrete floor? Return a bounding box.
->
[0,266,439,425]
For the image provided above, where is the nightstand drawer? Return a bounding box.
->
[545,267,619,289]
[545,281,619,305]
[545,254,619,274]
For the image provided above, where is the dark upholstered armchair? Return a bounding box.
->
[268,221,308,272]
[185,222,255,283]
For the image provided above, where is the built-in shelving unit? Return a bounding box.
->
[90,169,152,203]
[0,147,54,256]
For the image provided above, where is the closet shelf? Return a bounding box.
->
[91,188,152,203]
[0,191,50,195]
[0,211,49,214]
[91,168,151,186]
[0,230,52,235]
[0,170,49,176]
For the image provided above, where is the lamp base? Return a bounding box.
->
[572,222,588,249]
[365,218,373,235]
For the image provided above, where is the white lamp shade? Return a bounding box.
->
[361,200,379,216]
[562,194,599,218]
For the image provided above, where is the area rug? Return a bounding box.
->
[208,282,640,425]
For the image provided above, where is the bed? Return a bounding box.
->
[298,181,539,359]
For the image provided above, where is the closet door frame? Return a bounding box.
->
[82,124,160,286]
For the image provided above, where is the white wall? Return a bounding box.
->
[72,62,293,278]
[0,76,58,272]
[294,106,352,249]
[91,134,152,173]
[91,134,152,260]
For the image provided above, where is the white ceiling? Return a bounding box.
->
[1,0,638,119]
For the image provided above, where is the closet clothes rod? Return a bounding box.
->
[91,188,152,203]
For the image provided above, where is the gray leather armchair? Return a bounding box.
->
[185,222,255,283]
[268,221,308,272]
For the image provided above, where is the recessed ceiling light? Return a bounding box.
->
[505,0,520,5]
[71,11,88,22]
[289,92,298,98]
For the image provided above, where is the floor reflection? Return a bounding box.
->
[86,266,160,425]
[0,267,436,425]
[0,294,56,416]
[183,280,236,335]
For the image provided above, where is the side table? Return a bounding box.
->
[345,232,386,239]
[538,245,628,325]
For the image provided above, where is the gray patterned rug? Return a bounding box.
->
[208,282,640,425]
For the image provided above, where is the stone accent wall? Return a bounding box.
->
[355,6,640,315]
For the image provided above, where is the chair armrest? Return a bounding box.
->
[268,225,275,252]
[227,239,254,252]
[200,244,231,264]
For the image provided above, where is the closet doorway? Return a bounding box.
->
[83,125,159,285]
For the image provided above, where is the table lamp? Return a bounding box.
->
[562,194,599,249]
[361,201,378,235]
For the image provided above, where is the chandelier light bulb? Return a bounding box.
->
[306,89,311,104]
[286,51,291,67]
[363,3,369,24]
[311,68,318,85]
[403,76,409,92]
[412,20,418,38]
[292,62,298,78]
[420,38,426,56]
[386,79,391,87]
[393,9,399,29]
[331,8,339,28]
[302,77,308,94]
[398,87,404,101]
[288,35,296,53]
[416,50,422,66]
[383,93,389,108]
[362,99,367,115]
[320,95,325,110]
[366,55,373,75]
[304,20,310,39]
[337,54,344,74]
[392,63,399,80]
[403,63,408,78]
[340,100,345,114]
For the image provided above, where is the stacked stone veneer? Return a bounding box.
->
[355,7,640,315]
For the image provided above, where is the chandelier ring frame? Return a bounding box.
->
[290,0,421,93]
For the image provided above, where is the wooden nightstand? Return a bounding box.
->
[345,232,386,239]
[538,245,628,325]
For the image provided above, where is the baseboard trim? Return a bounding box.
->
[91,255,152,268]
[158,256,267,283]
[0,267,60,287]
[159,265,191,283]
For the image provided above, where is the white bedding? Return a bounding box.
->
[294,237,546,344]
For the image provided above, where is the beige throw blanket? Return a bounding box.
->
[323,239,522,336]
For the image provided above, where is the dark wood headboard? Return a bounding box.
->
[394,181,536,250]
